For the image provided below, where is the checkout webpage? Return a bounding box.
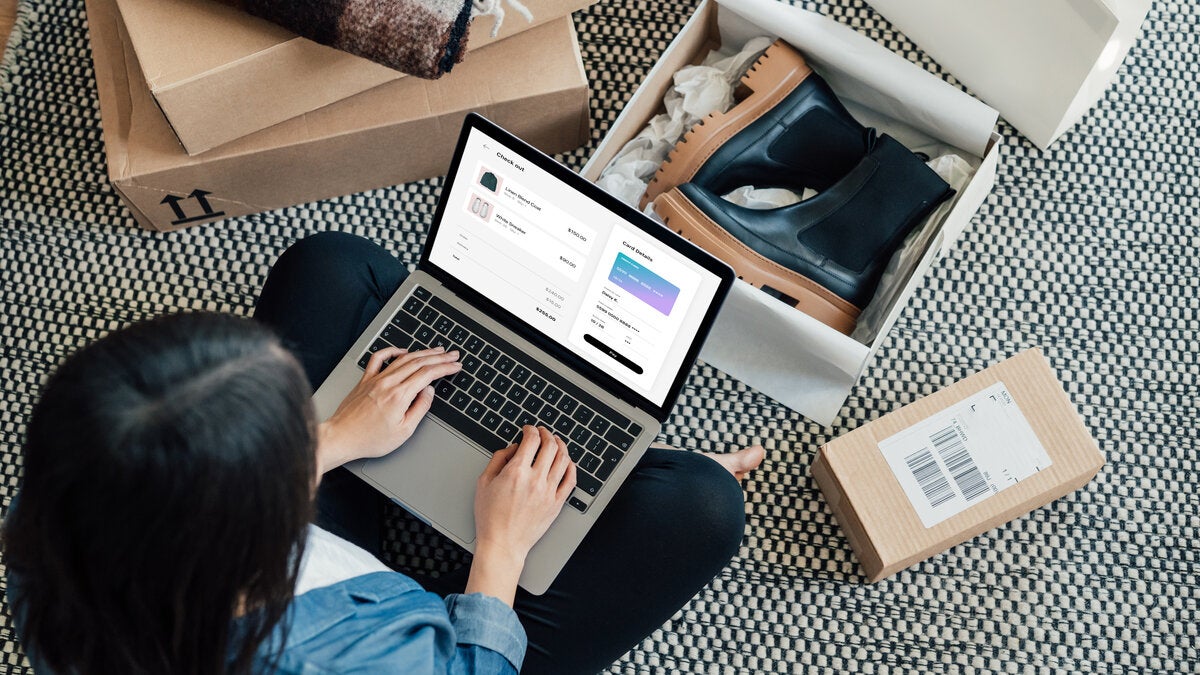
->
[428,127,722,406]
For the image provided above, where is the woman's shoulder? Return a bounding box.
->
[262,571,457,673]
[289,569,451,641]
[265,527,457,672]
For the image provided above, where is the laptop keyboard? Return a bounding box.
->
[356,285,644,513]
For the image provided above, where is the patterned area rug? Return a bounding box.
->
[1,0,1197,672]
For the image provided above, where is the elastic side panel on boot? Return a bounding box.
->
[766,107,865,183]
[798,137,952,274]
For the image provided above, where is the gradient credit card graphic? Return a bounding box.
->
[608,253,680,316]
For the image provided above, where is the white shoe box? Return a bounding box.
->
[582,0,1004,425]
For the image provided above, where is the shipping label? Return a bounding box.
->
[877,381,1052,528]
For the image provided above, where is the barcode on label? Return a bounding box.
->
[931,425,989,501]
[878,381,1050,528]
[904,448,954,508]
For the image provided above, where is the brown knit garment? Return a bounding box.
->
[244,0,474,79]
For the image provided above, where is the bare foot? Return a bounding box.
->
[649,442,765,481]
[701,444,765,482]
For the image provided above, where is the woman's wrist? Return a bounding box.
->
[315,419,353,475]
[464,540,527,607]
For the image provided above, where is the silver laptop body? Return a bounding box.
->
[312,115,733,594]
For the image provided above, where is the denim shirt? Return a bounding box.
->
[251,571,526,673]
[8,569,527,674]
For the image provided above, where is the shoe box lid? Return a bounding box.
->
[863,0,1152,150]
[113,0,598,155]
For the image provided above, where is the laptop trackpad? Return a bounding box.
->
[360,419,488,544]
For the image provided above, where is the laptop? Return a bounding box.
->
[312,114,734,594]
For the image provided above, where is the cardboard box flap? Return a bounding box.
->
[719,0,999,158]
[864,0,1151,149]
[115,0,294,88]
[111,18,585,180]
[116,0,593,87]
[114,0,597,154]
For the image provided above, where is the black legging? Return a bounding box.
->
[254,232,746,674]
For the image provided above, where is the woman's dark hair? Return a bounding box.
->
[3,312,317,674]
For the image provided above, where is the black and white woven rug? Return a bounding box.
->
[1,0,1197,672]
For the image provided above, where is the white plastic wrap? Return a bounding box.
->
[851,153,975,342]
[595,37,774,207]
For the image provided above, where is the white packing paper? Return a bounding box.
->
[596,36,775,207]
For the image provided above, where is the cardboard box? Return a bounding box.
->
[581,0,1002,425]
[115,0,597,154]
[811,349,1105,582]
[88,0,590,231]
[867,0,1152,150]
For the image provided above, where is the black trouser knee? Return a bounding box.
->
[254,231,409,390]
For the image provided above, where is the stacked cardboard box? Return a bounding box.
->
[86,0,594,230]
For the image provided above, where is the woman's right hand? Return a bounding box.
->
[465,426,576,605]
[317,346,462,473]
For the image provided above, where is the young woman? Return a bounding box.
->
[3,232,763,674]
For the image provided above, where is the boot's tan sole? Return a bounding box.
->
[639,39,814,211]
[656,188,861,336]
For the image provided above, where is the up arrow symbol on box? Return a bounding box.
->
[160,188,228,226]
[160,193,187,221]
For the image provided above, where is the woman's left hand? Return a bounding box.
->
[317,346,462,473]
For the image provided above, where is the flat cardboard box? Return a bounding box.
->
[581,0,1002,425]
[866,0,1152,149]
[88,0,590,231]
[811,349,1105,582]
[116,0,597,154]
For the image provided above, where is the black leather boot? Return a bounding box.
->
[654,134,955,334]
[641,39,870,209]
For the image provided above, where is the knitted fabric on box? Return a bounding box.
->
[244,0,474,79]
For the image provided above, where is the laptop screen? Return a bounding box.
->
[425,121,727,411]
